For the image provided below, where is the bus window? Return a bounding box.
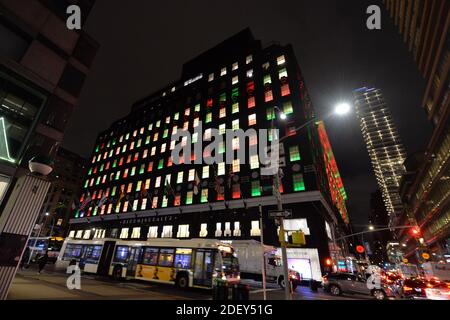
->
[175,248,192,269]
[84,245,103,264]
[142,248,159,265]
[114,246,129,263]
[221,251,239,273]
[63,244,83,260]
[158,248,174,267]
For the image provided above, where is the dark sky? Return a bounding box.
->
[63,0,432,226]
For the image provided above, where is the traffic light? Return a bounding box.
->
[410,227,420,237]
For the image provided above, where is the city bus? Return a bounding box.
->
[55,238,240,289]
[27,236,65,263]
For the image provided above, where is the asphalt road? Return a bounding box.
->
[8,267,371,300]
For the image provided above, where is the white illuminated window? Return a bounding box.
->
[218,162,225,175]
[220,67,227,76]
[131,227,141,239]
[219,124,226,135]
[83,230,91,239]
[246,55,253,64]
[199,223,208,237]
[122,201,129,212]
[232,159,240,172]
[250,220,261,236]
[120,228,129,239]
[204,128,212,140]
[132,199,138,211]
[325,221,332,240]
[232,62,238,70]
[283,218,310,235]
[224,222,231,237]
[162,225,173,238]
[215,222,222,237]
[248,113,256,126]
[277,55,286,65]
[155,176,161,188]
[68,230,75,238]
[188,169,195,181]
[233,222,241,237]
[177,171,184,184]
[177,224,190,238]
[208,73,214,82]
[232,76,239,85]
[141,198,148,210]
[161,143,166,153]
[148,226,158,238]
[232,119,239,130]
[202,166,209,179]
[152,197,158,208]
[250,155,259,169]
[219,107,226,118]
[151,146,156,156]
[232,137,240,150]
[193,117,199,128]
[75,230,83,239]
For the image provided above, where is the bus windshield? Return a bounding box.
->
[221,251,239,273]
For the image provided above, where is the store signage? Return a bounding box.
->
[268,209,292,218]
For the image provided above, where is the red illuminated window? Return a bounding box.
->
[126,155,131,163]
[265,90,273,102]
[286,126,297,137]
[232,184,241,199]
[281,84,290,96]
[248,96,255,108]
[134,153,139,162]
[246,81,255,95]
[174,194,181,206]
[167,157,173,167]
[93,166,97,174]
[207,98,213,107]
[148,162,153,172]
[119,157,124,166]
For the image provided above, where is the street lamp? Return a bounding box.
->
[271,106,291,300]
[334,102,351,116]
[369,225,375,231]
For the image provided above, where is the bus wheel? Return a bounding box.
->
[112,266,123,281]
[176,274,189,289]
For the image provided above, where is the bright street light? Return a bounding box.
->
[369,225,375,231]
[334,102,351,115]
[45,212,49,216]
[279,112,287,120]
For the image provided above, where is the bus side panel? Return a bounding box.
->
[97,241,116,276]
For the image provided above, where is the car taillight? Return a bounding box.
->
[404,286,413,291]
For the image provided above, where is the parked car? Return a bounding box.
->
[322,273,396,300]
[425,281,450,300]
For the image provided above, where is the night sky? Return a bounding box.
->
[63,0,433,227]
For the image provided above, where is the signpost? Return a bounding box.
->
[268,209,292,219]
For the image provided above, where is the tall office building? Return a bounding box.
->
[384,1,450,260]
[0,0,98,210]
[69,29,350,278]
[353,87,407,225]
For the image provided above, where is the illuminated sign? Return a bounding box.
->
[0,117,15,163]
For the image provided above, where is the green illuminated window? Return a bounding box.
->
[113,160,117,168]
[145,136,150,145]
[88,168,92,175]
[263,74,271,85]
[84,180,88,188]
[289,146,301,161]
[156,120,161,128]
[266,108,275,120]
[139,164,145,174]
[231,88,239,102]
[100,164,104,172]
[111,186,117,196]
[232,102,239,114]
[126,133,130,140]
[163,129,168,138]
[195,104,200,112]
[93,207,98,216]
[174,113,179,120]
[293,174,305,191]
[137,139,142,148]
[131,167,136,176]
[205,112,212,123]
[220,93,226,102]
[185,191,193,205]
[115,171,120,180]
[95,145,99,152]
[112,138,117,146]
[192,132,198,143]
[201,189,208,203]
[251,181,261,197]
[136,181,142,192]
[161,196,168,208]
[158,159,164,169]
[283,101,293,114]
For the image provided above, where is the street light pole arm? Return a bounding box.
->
[333,225,416,242]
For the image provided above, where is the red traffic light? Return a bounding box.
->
[356,245,365,253]
[410,228,420,236]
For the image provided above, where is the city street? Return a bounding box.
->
[8,267,370,301]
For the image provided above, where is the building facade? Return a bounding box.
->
[353,87,407,226]
[0,0,98,210]
[34,147,87,237]
[384,0,450,262]
[69,29,350,279]
[368,189,392,266]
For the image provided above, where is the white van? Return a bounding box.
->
[229,240,300,289]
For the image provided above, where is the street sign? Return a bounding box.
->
[268,209,292,218]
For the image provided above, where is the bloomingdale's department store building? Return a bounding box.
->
[68,29,351,280]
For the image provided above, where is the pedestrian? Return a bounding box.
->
[20,247,30,269]
[37,250,49,274]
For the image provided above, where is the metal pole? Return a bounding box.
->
[259,204,267,300]
[27,215,46,265]
[272,110,291,300]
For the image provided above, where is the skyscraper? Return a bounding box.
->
[384,0,450,261]
[353,87,406,226]
[69,29,350,278]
